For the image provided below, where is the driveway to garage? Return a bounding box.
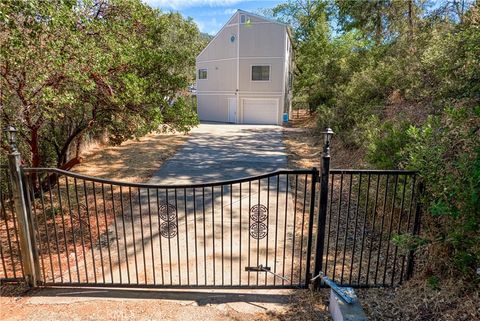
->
[148,123,287,185]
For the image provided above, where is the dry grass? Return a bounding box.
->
[257,289,331,321]
[284,111,366,170]
[72,131,189,182]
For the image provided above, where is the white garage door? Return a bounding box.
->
[242,98,279,125]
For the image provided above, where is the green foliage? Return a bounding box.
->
[276,0,479,279]
[1,0,203,167]
[366,120,410,169]
[402,106,480,276]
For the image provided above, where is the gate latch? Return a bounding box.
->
[245,265,271,272]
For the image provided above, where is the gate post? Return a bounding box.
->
[4,126,39,287]
[312,128,333,290]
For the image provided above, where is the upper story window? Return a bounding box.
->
[240,14,250,24]
[251,65,270,81]
[198,69,207,80]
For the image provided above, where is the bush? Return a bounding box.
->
[402,105,480,279]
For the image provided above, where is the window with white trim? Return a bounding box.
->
[251,65,270,81]
[198,69,207,80]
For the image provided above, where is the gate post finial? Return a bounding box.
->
[4,125,19,153]
[4,125,40,287]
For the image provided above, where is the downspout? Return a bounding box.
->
[236,13,240,123]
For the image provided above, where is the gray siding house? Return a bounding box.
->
[196,10,293,125]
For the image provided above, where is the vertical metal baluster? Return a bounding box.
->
[357,174,371,285]
[129,187,138,284]
[366,175,380,285]
[6,172,24,278]
[401,175,416,283]
[290,175,298,283]
[2,183,18,279]
[221,185,224,286]
[55,176,71,283]
[273,176,279,286]
[324,174,335,278]
[184,188,189,286]
[156,188,168,285]
[110,184,121,284]
[256,179,261,286]
[375,175,389,284]
[0,233,6,278]
[166,188,173,285]
[247,181,251,286]
[27,175,43,282]
[383,175,398,286]
[147,188,156,285]
[239,183,242,286]
[332,174,344,282]
[282,174,289,285]
[391,175,408,286]
[39,177,55,282]
[47,177,63,282]
[349,174,362,284]
[305,169,318,288]
[73,178,88,282]
[298,174,308,285]
[202,187,206,285]
[65,177,79,282]
[230,184,233,286]
[91,182,105,284]
[137,187,146,284]
[0,192,9,277]
[192,188,198,286]
[340,174,353,284]
[174,188,181,285]
[119,187,130,284]
[82,180,96,283]
[101,184,113,283]
[265,176,271,285]
[211,186,215,286]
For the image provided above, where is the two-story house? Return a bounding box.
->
[196,10,292,125]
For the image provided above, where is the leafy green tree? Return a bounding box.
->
[1,0,201,168]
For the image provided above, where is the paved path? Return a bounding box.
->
[148,123,287,185]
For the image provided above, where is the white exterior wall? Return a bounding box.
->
[196,11,290,125]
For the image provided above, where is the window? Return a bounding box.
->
[198,69,207,80]
[251,65,270,81]
[240,14,245,23]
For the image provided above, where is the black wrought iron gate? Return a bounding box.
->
[20,168,320,288]
[1,164,423,289]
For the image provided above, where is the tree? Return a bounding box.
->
[0,0,202,168]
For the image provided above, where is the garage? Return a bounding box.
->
[242,98,279,125]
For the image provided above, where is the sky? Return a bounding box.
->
[144,0,285,35]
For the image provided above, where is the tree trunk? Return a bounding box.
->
[30,128,41,167]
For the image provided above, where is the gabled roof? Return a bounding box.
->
[196,9,288,61]
[236,9,288,27]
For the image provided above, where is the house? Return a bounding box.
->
[196,10,293,125]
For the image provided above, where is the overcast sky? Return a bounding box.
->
[144,0,284,35]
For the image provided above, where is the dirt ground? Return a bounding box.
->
[72,131,190,182]
[0,284,331,321]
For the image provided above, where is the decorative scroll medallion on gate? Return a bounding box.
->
[158,201,177,238]
[249,204,268,239]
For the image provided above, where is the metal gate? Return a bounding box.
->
[21,168,318,288]
[1,128,423,289]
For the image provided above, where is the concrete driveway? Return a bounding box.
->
[148,123,287,185]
